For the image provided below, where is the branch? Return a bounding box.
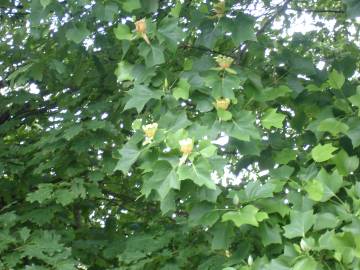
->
[180,44,234,58]
[237,0,292,63]
[290,8,345,14]
[257,0,293,37]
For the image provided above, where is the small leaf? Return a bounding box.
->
[283,210,316,239]
[304,179,324,201]
[142,161,180,199]
[115,61,134,82]
[317,118,349,136]
[228,13,256,46]
[217,109,232,121]
[65,24,90,44]
[261,108,286,129]
[177,158,216,190]
[328,69,345,89]
[223,110,260,141]
[173,79,190,100]
[124,84,162,113]
[40,0,51,8]
[222,205,268,227]
[311,143,337,162]
[348,87,360,115]
[114,141,141,173]
[332,149,359,176]
[211,222,234,250]
[114,24,132,40]
[121,0,141,12]
[293,257,318,270]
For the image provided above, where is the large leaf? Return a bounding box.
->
[142,160,180,199]
[124,84,162,113]
[283,210,316,239]
[311,143,337,162]
[177,158,216,190]
[222,205,268,227]
[223,110,260,141]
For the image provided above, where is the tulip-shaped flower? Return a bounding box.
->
[135,18,151,45]
[179,138,193,164]
[142,123,158,145]
[215,98,231,110]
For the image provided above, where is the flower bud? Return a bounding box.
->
[215,98,230,110]
[233,194,240,205]
[300,238,311,252]
[135,18,147,34]
[247,255,253,266]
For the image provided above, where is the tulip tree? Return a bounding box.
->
[1,0,360,269]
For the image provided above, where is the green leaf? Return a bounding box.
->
[159,111,191,133]
[332,149,359,176]
[65,24,90,44]
[115,61,134,82]
[274,148,297,164]
[121,0,141,12]
[160,191,176,214]
[343,0,360,19]
[234,181,275,203]
[142,161,180,199]
[346,118,360,147]
[293,257,318,270]
[311,143,337,162]
[199,144,218,158]
[254,85,291,102]
[124,84,162,113]
[204,74,241,99]
[40,0,51,8]
[188,202,219,227]
[95,3,118,21]
[314,212,340,231]
[348,87,360,115]
[223,110,260,141]
[114,24,132,40]
[328,69,345,89]
[314,168,343,202]
[177,158,216,190]
[283,210,316,238]
[26,184,53,204]
[157,17,185,52]
[259,223,282,246]
[139,44,165,67]
[114,141,141,173]
[261,108,286,129]
[317,118,349,136]
[211,222,234,250]
[228,13,256,46]
[63,125,82,140]
[217,109,232,121]
[222,205,268,227]
[304,179,324,201]
[173,79,190,100]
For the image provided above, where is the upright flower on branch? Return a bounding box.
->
[214,55,233,69]
[179,138,193,164]
[135,18,150,45]
[213,0,226,18]
[215,98,231,110]
[142,123,158,145]
[214,55,236,74]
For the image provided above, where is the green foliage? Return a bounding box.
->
[1,0,360,269]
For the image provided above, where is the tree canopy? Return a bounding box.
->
[1,0,360,269]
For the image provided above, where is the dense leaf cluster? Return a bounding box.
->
[1,0,360,269]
